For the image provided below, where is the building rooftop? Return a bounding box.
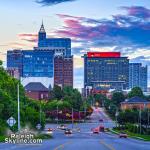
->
[25,82,48,92]
[122,96,150,104]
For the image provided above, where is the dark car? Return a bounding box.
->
[57,124,67,130]
[99,126,104,132]
[119,132,128,138]
[65,129,72,135]
[99,119,103,122]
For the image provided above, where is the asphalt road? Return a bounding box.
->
[0,107,150,150]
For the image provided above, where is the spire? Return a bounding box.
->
[39,20,45,33]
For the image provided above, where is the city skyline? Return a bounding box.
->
[0,0,150,90]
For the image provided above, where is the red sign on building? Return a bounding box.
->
[87,52,120,58]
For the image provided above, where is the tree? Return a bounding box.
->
[52,85,63,100]
[0,60,2,66]
[0,65,46,134]
[128,87,144,98]
[112,92,125,106]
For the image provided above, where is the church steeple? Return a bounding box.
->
[39,20,45,33]
[38,21,46,44]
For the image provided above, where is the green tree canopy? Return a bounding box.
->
[112,92,125,106]
[128,87,144,98]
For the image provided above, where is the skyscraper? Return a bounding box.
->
[54,55,73,87]
[7,22,73,89]
[7,50,23,76]
[83,52,129,91]
[38,23,71,57]
[129,63,147,91]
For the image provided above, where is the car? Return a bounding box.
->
[57,124,67,130]
[99,126,104,132]
[119,132,128,138]
[65,129,72,135]
[92,127,99,134]
[104,128,109,132]
[47,128,53,134]
[99,119,103,122]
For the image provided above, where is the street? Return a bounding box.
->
[0,107,150,150]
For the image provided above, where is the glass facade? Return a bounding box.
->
[129,63,147,91]
[84,54,129,90]
[7,50,23,76]
[22,50,54,77]
[38,24,71,57]
[7,50,54,78]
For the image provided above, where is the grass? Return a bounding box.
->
[0,136,6,142]
[112,129,150,141]
[35,133,53,139]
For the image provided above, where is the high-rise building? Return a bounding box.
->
[83,52,129,91]
[54,55,73,87]
[7,23,73,89]
[129,63,147,91]
[6,67,20,79]
[7,50,23,76]
[22,50,54,77]
[38,22,71,57]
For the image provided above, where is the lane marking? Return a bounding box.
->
[100,140,115,150]
[54,141,72,150]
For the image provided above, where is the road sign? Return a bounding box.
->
[7,117,16,127]
[36,124,42,130]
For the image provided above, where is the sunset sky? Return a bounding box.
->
[0,0,150,90]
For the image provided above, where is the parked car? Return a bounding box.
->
[119,132,128,138]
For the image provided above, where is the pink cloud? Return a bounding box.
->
[18,33,38,43]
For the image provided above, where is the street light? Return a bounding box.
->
[17,77,26,132]
[17,82,20,132]
[148,109,150,126]
[115,108,119,127]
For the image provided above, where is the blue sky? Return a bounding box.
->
[0,0,150,90]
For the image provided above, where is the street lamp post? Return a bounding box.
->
[139,106,142,134]
[17,83,20,132]
[17,77,26,132]
[72,108,74,129]
[57,106,59,125]
[148,109,150,127]
[115,108,119,127]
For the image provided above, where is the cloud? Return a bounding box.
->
[121,6,150,19]
[18,33,38,43]
[36,0,77,6]
[55,6,150,54]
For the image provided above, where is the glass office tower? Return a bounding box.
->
[84,52,129,90]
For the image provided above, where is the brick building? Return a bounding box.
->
[25,82,49,100]
[121,96,150,110]
[54,56,73,87]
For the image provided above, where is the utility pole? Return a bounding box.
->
[84,106,86,122]
[57,106,59,125]
[79,111,80,123]
[72,108,74,129]
[17,83,20,132]
[40,100,42,126]
[115,108,119,127]
[139,106,142,134]
[148,109,149,127]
